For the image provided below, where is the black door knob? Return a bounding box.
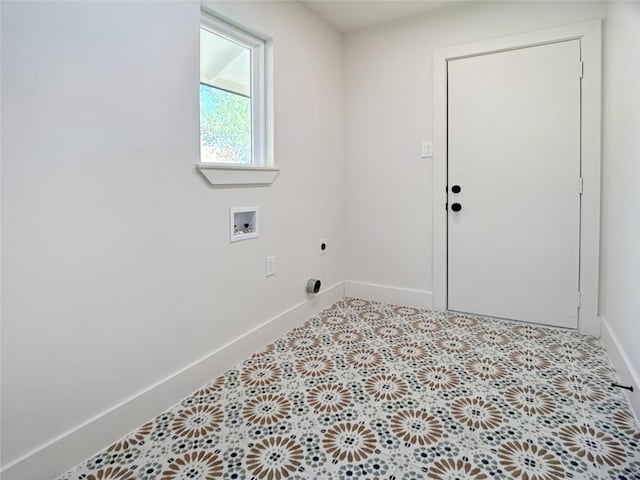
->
[451,185,462,194]
[451,203,462,212]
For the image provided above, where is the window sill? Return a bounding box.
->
[196,163,280,186]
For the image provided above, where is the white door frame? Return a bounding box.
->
[432,20,602,336]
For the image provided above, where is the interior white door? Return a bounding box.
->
[447,40,581,328]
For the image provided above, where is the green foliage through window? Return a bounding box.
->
[200,84,251,164]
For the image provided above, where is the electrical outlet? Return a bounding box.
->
[320,239,328,255]
[265,256,275,276]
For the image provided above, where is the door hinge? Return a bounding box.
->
[445,202,448,211]
[579,177,584,195]
[579,61,584,79]
[577,291,582,308]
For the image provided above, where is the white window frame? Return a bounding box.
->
[197,11,278,186]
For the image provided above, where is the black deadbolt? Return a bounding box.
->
[451,185,462,194]
[451,202,462,212]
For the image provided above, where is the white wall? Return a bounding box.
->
[343,1,607,302]
[343,0,639,409]
[0,0,344,476]
[3,0,639,476]
[600,1,640,411]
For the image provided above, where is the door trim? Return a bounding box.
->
[432,20,602,336]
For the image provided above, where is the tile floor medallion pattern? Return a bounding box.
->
[57,298,640,480]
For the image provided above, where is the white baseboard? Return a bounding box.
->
[600,316,640,421]
[344,281,433,310]
[0,282,344,480]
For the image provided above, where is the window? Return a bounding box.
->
[200,13,267,167]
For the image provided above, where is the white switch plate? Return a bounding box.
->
[265,256,275,277]
[421,141,433,158]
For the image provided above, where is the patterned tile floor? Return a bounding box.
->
[58,298,640,480]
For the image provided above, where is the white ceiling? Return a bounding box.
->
[299,1,454,32]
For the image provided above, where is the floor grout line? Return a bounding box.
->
[56,297,640,480]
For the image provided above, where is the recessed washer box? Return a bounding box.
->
[230,207,259,242]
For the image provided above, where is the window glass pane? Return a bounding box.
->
[200,27,252,164]
[200,84,251,164]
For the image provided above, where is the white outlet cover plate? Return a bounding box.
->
[265,256,275,276]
